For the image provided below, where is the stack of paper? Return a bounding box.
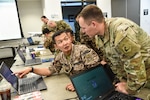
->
[14,91,43,100]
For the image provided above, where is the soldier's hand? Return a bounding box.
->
[115,82,128,94]
[13,67,31,78]
[100,60,107,65]
[66,83,75,92]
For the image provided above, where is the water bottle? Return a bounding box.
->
[26,47,31,59]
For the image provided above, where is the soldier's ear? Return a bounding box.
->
[91,21,96,27]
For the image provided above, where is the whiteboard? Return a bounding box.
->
[0,0,22,40]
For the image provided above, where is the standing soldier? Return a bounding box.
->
[78,4,150,95]
[41,15,50,31]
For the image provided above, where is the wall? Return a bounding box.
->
[42,0,62,21]
[111,0,140,25]
[17,0,43,37]
[96,0,112,18]
[140,0,150,34]
[0,0,150,47]
[0,0,43,47]
[111,0,126,17]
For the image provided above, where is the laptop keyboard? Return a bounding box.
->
[20,77,37,93]
[108,92,133,100]
[26,58,41,65]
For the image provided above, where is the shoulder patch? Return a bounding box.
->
[123,44,131,53]
[116,36,141,58]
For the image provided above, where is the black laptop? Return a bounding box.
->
[70,64,143,100]
[27,37,39,45]
[0,62,47,95]
[17,47,42,66]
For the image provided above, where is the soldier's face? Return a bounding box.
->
[47,21,56,28]
[54,33,72,55]
[78,17,97,38]
[67,33,74,43]
[41,18,48,24]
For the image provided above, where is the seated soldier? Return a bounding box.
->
[14,29,102,91]
[42,28,55,54]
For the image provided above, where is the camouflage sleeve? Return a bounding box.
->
[125,53,146,94]
[43,37,51,49]
[42,23,49,31]
[59,20,72,30]
[49,53,63,74]
[115,26,147,94]
[43,35,55,53]
[81,34,104,60]
[80,45,100,69]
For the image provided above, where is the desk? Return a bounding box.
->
[11,48,150,100]
[39,74,77,100]
[11,65,77,100]
[11,48,77,100]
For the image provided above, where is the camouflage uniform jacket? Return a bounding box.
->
[43,32,55,53]
[80,33,104,61]
[49,44,100,76]
[42,23,50,31]
[95,17,150,94]
[49,20,71,32]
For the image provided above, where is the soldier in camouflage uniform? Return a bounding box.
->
[54,29,81,56]
[78,4,150,95]
[76,15,104,61]
[42,28,55,54]
[80,31,104,61]
[15,29,100,91]
[47,20,72,33]
[41,16,50,31]
[74,19,81,42]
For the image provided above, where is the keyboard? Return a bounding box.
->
[20,77,37,93]
[108,92,133,100]
[25,58,42,65]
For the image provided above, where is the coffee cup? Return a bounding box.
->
[0,80,11,100]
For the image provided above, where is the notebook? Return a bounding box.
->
[0,62,47,95]
[70,64,143,100]
[17,47,42,66]
[27,37,39,45]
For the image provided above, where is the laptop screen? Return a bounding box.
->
[27,37,34,45]
[17,47,26,63]
[0,62,18,91]
[71,65,114,100]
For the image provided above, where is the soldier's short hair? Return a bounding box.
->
[42,28,51,34]
[52,29,74,44]
[78,4,104,24]
[52,30,66,44]
[41,15,47,19]
[64,29,74,36]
